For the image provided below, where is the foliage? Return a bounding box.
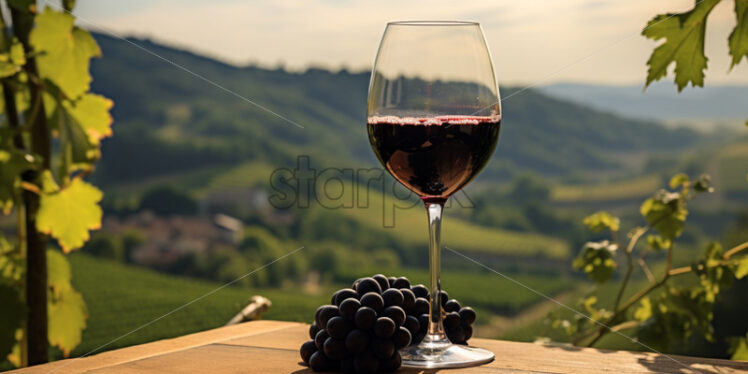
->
[0,1,111,366]
[643,0,748,114]
[548,174,748,357]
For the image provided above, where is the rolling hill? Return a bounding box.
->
[88,33,702,187]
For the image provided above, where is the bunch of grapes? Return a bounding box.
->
[300,274,477,373]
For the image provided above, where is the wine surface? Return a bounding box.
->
[367,115,500,202]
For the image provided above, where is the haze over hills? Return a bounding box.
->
[539,83,748,130]
[89,33,704,186]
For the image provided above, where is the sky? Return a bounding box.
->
[71,0,748,86]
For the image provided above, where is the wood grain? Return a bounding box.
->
[9,320,748,373]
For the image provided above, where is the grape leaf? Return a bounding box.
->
[47,249,71,297]
[572,240,618,283]
[48,286,87,356]
[736,256,748,279]
[643,0,721,91]
[729,0,748,68]
[0,53,19,78]
[36,173,103,252]
[0,128,36,214]
[46,92,112,172]
[582,211,620,232]
[9,38,25,66]
[63,93,114,144]
[29,8,101,99]
[0,283,25,359]
[640,190,687,239]
[668,173,689,189]
[731,334,748,361]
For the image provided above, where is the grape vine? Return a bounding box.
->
[0,0,111,367]
[547,174,748,359]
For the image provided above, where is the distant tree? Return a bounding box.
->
[139,186,197,216]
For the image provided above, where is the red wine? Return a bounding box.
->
[367,116,500,202]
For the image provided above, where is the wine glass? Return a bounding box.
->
[367,21,501,368]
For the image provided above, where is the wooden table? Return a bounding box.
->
[11,320,748,373]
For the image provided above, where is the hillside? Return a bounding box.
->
[89,33,702,186]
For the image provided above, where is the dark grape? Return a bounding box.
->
[326,316,353,340]
[323,337,348,360]
[371,338,395,359]
[463,325,473,341]
[360,292,384,313]
[400,288,416,311]
[333,288,358,305]
[372,274,390,290]
[392,277,410,289]
[438,290,449,307]
[444,299,461,313]
[381,288,403,307]
[387,276,397,287]
[300,340,317,364]
[345,329,369,354]
[309,323,320,339]
[413,297,429,316]
[340,358,355,374]
[354,351,379,374]
[446,325,466,344]
[309,351,332,371]
[403,315,419,336]
[418,314,429,333]
[356,277,382,296]
[314,329,329,351]
[392,327,412,349]
[352,278,363,289]
[411,284,429,299]
[459,307,476,325]
[355,306,377,330]
[373,317,396,338]
[444,311,461,330]
[316,305,339,330]
[339,298,361,320]
[382,306,406,327]
[379,351,401,372]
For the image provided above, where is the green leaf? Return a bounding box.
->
[643,0,721,91]
[37,173,103,252]
[63,93,114,144]
[47,285,87,357]
[729,0,748,69]
[634,296,653,322]
[582,211,620,232]
[30,8,101,98]
[0,53,19,78]
[692,174,714,193]
[46,92,113,172]
[573,240,618,283]
[9,38,26,66]
[640,190,687,239]
[668,173,689,189]
[0,283,25,359]
[731,334,748,361]
[0,128,36,214]
[47,249,88,356]
[646,234,672,251]
[735,256,748,279]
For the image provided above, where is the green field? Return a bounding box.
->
[717,142,748,195]
[67,253,576,358]
[68,253,334,356]
[550,175,662,204]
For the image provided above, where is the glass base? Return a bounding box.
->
[400,334,495,369]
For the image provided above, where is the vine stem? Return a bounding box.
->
[586,243,674,347]
[613,227,647,311]
[724,241,748,260]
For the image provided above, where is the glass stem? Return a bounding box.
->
[425,201,448,342]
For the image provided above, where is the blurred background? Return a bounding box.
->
[1,0,747,369]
